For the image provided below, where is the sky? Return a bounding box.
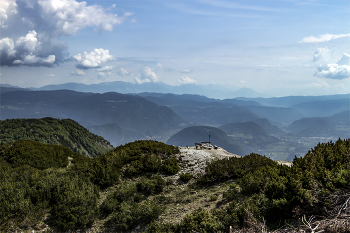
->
[0,0,349,97]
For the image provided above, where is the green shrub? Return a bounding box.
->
[223,183,240,200]
[199,153,279,183]
[180,173,193,181]
[144,221,179,233]
[163,157,180,174]
[109,199,164,231]
[179,208,224,233]
[136,175,166,195]
[100,183,137,214]
[48,175,99,231]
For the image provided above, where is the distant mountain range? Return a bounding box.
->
[21,81,268,99]
[237,94,350,108]
[1,86,349,160]
[138,93,303,125]
[0,89,187,146]
[287,111,350,138]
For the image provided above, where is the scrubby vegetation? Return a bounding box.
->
[0,117,113,157]
[0,139,179,232]
[0,135,349,232]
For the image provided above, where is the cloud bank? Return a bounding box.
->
[300,33,350,43]
[178,76,197,84]
[314,53,350,80]
[116,67,131,76]
[0,0,132,66]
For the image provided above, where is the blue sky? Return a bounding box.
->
[0,0,349,96]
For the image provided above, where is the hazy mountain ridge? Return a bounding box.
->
[219,121,280,149]
[140,93,261,125]
[31,81,266,99]
[237,94,350,107]
[290,98,349,117]
[0,89,187,146]
[287,111,350,138]
[1,86,349,160]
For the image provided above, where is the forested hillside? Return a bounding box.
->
[0,138,349,232]
[0,118,113,157]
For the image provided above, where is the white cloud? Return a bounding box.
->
[140,67,158,82]
[313,47,334,62]
[47,74,55,77]
[0,0,132,66]
[0,0,17,28]
[134,77,151,84]
[16,30,41,52]
[98,71,111,76]
[117,67,131,76]
[97,65,114,72]
[178,76,197,84]
[300,33,350,43]
[37,0,132,35]
[179,69,193,73]
[156,62,162,68]
[311,80,330,89]
[0,37,16,57]
[337,53,350,66]
[13,54,55,65]
[70,69,86,76]
[314,53,350,80]
[74,48,114,68]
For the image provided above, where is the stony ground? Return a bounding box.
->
[173,146,241,178]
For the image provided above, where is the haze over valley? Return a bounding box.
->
[1,85,348,161]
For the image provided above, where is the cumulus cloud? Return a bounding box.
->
[313,47,334,62]
[13,54,55,65]
[0,0,17,28]
[74,48,114,69]
[116,67,131,76]
[314,53,350,80]
[97,65,114,72]
[140,67,158,82]
[134,77,151,84]
[70,69,85,76]
[134,67,158,84]
[0,0,132,66]
[179,69,193,73]
[178,76,197,84]
[300,33,350,43]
